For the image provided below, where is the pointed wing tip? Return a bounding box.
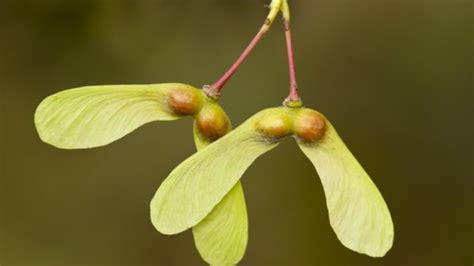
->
[341,240,393,258]
[200,246,246,266]
[150,198,192,236]
[150,215,186,236]
[359,241,393,258]
[337,224,394,258]
[204,259,242,266]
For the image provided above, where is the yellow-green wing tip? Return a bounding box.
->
[332,212,394,257]
[150,196,191,235]
[193,183,248,265]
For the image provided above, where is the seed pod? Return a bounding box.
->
[167,87,203,116]
[255,109,292,141]
[293,109,326,143]
[195,103,231,142]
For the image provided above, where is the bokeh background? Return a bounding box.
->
[1,0,473,265]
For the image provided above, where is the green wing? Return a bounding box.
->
[150,109,280,235]
[34,83,195,149]
[297,121,393,257]
[193,181,248,265]
[192,124,248,265]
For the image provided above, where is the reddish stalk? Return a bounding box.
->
[213,27,266,92]
[204,22,270,99]
[283,20,302,106]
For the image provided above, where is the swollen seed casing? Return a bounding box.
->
[167,87,203,116]
[255,109,292,141]
[195,104,231,142]
[293,109,326,143]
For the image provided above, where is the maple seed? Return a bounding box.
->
[256,111,292,140]
[167,88,203,115]
[195,105,231,141]
[293,109,326,143]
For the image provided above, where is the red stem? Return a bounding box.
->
[284,20,301,103]
[206,24,267,97]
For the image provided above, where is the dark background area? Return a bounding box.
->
[1,0,473,265]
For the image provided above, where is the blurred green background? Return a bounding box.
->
[1,0,473,265]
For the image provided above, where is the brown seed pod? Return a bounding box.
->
[255,110,292,141]
[195,104,231,142]
[293,109,326,143]
[167,88,203,116]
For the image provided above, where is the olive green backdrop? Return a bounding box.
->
[1,0,472,265]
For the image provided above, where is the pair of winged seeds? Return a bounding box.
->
[151,104,394,258]
[35,83,393,265]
